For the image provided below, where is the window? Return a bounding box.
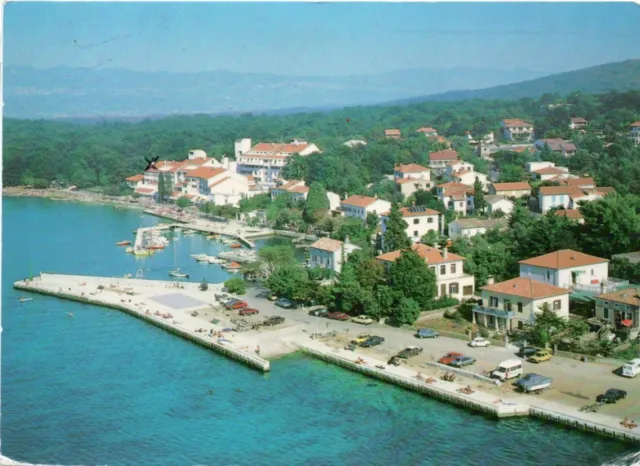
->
[429,266,435,272]
[414,231,419,237]
[427,217,434,224]
[591,269,594,276]
[517,302,523,313]
[504,300,512,312]
[440,265,446,275]
[463,286,473,296]
[489,297,499,307]
[553,300,561,311]
[604,308,609,319]
[518,321,524,330]
[413,219,419,225]
[546,271,551,281]
[449,283,459,294]
[451,263,456,274]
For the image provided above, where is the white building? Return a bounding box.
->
[125,174,144,189]
[340,195,391,221]
[235,138,321,185]
[437,182,474,216]
[501,119,535,141]
[594,288,640,341]
[484,195,514,216]
[447,218,508,240]
[270,180,309,202]
[445,160,474,178]
[473,277,570,331]
[376,244,475,300]
[519,249,609,290]
[629,121,640,145]
[537,186,615,214]
[488,182,531,199]
[182,166,250,207]
[525,161,556,174]
[451,170,489,190]
[380,205,440,244]
[569,117,588,130]
[531,165,571,181]
[416,127,438,137]
[466,131,495,145]
[309,237,360,274]
[429,150,459,173]
[393,163,432,199]
[344,139,367,148]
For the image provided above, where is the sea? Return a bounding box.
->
[2,197,638,466]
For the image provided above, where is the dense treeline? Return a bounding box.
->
[4,90,640,195]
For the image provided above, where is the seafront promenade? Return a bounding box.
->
[14,273,640,445]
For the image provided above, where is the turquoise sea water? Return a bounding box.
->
[2,197,637,465]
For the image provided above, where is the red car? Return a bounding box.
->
[225,300,248,310]
[438,352,463,365]
[239,308,259,316]
[327,312,350,321]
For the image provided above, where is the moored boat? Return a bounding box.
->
[208,257,224,264]
[191,254,209,261]
[225,261,242,270]
[146,244,165,250]
[19,296,33,302]
[229,243,242,249]
[116,240,132,246]
[169,269,189,278]
[125,247,134,253]
[124,273,133,279]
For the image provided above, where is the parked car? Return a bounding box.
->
[309,308,329,317]
[327,312,350,321]
[416,328,440,339]
[351,334,373,345]
[515,373,553,393]
[450,356,476,368]
[596,389,627,404]
[352,315,374,325]
[360,336,385,348]
[397,346,423,359]
[469,337,491,348]
[491,359,524,381]
[518,346,540,358]
[621,358,640,378]
[388,356,402,366]
[263,316,286,326]
[268,294,278,301]
[238,308,259,316]
[225,300,248,310]
[275,298,295,309]
[528,349,553,363]
[438,352,463,365]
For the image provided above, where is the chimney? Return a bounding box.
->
[443,247,448,259]
[345,236,350,245]
[486,276,495,285]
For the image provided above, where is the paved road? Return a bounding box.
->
[242,286,640,419]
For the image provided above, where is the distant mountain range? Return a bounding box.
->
[388,59,640,105]
[4,65,549,119]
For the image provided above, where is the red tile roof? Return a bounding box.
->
[289,186,309,194]
[553,209,584,220]
[376,244,465,265]
[491,182,531,192]
[559,177,595,187]
[125,174,144,182]
[185,167,226,180]
[533,166,568,175]
[395,163,429,173]
[481,277,569,299]
[596,288,640,306]
[538,186,583,196]
[380,206,440,218]
[630,121,640,127]
[502,118,533,127]
[310,237,344,252]
[341,195,378,208]
[416,127,437,133]
[385,129,401,136]
[135,187,157,194]
[437,182,471,190]
[518,249,608,269]
[248,142,313,154]
[571,117,587,123]
[429,149,458,161]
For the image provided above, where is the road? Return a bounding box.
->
[243,286,640,420]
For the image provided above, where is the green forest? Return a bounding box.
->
[4,90,640,197]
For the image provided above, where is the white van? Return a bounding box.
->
[621,358,640,378]
[491,359,524,381]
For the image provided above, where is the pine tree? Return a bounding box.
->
[303,182,330,224]
[382,203,411,252]
[473,177,486,214]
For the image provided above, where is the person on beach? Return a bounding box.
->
[621,417,629,427]
[255,346,261,355]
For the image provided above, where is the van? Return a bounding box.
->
[491,359,524,381]
[621,358,640,378]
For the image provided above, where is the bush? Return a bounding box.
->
[423,296,459,311]
[479,328,490,338]
[224,278,246,295]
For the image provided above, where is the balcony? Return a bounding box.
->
[572,277,630,295]
[472,306,514,319]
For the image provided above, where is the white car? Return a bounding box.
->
[352,315,374,325]
[469,337,491,348]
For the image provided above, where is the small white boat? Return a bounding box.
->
[183,229,196,236]
[19,297,33,302]
[208,257,224,264]
[169,268,189,278]
[124,273,132,279]
[191,254,209,262]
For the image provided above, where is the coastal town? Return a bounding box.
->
[11,109,640,447]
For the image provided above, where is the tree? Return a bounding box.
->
[199,278,209,291]
[388,250,437,307]
[473,177,486,214]
[258,245,295,276]
[224,277,246,295]
[157,173,170,203]
[303,182,330,224]
[176,196,192,208]
[528,303,567,346]
[382,203,411,252]
[393,297,421,325]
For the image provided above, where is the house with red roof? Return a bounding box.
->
[488,182,532,199]
[429,149,459,173]
[309,237,360,274]
[500,118,535,141]
[535,138,577,157]
[270,179,310,202]
[629,121,640,146]
[385,129,401,139]
[437,182,475,216]
[569,117,588,131]
[380,205,440,244]
[415,127,438,137]
[376,244,475,300]
[393,163,432,199]
[340,195,391,221]
[538,185,616,214]
[234,138,321,185]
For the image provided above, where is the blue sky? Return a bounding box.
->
[6,2,640,76]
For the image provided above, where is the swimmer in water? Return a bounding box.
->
[67,312,74,317]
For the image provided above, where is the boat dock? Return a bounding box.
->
[13,272,640,445]
[218,250,259,263]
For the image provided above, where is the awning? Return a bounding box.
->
[621,319,633,327]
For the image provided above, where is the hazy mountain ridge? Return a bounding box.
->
[5,65,548,119]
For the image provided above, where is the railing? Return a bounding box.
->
[472,306,514,319]
[572,278,629,294]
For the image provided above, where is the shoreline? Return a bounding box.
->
[13,273,640,446]
[2,187,149,211]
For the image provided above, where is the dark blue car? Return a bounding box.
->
[275,298,295,309]
[416,328,440,339]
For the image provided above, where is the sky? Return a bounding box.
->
[5,2,640,77]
